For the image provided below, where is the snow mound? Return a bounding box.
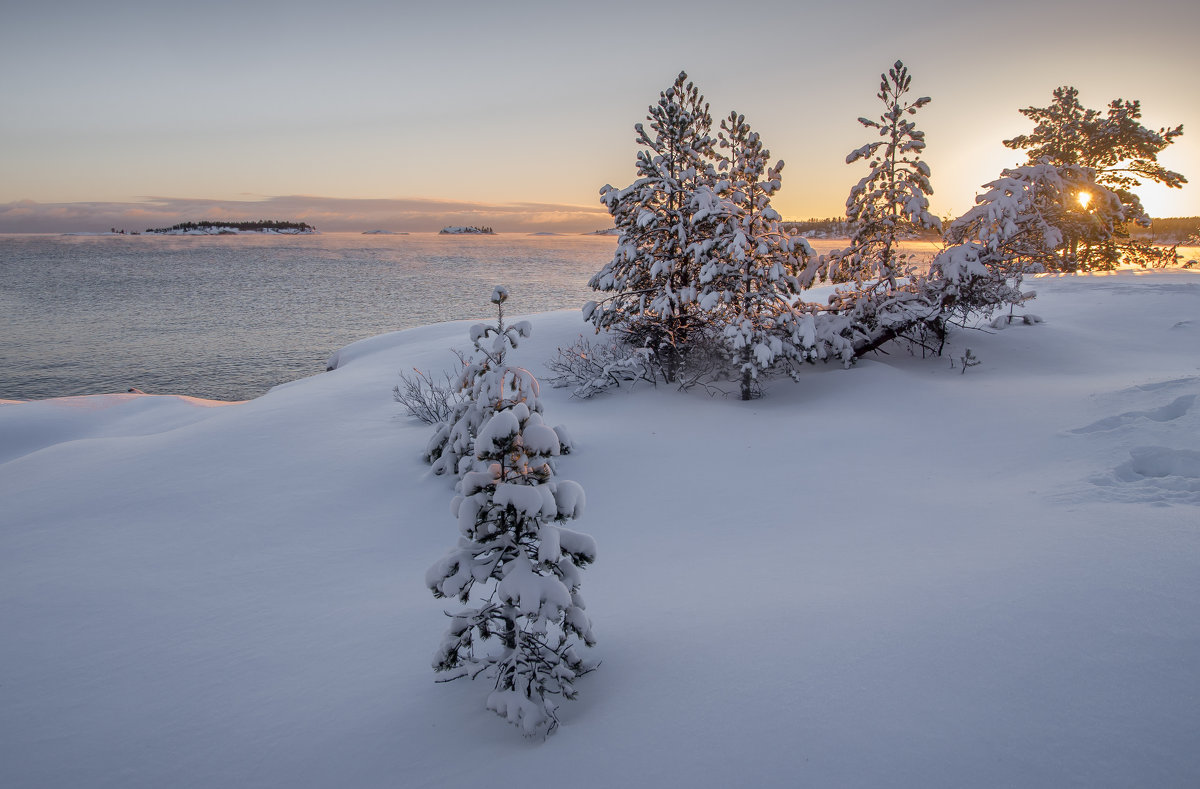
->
[1130,375,1200,393]
[0,393,233,465]
[1070,394,1195,433]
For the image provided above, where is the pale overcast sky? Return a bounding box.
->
[1,0,1197,231]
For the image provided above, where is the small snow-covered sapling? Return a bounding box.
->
[960,348,981,374]
[425,287,597,738]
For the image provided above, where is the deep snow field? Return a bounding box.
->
[2,270,1199,788]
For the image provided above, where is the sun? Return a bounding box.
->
[1077,191,1093,209]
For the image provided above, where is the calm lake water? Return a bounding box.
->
[0,233,616,401]
[11,231,1162,403]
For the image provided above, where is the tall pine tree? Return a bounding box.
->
[695,111,818,399]
[818,61,943,356]
[824,60,940,293]
[1003,87,1186,269]
[586,71,718,383]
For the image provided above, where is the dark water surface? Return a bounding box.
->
[0,233,614,401]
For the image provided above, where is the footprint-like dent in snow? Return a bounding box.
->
[1070,394,1196,434]
[1086,446,1200,506]
[1117,446,1200,480]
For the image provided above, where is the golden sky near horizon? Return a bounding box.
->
[1,0,1197,232]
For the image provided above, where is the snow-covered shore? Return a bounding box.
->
[2,270,1198,787]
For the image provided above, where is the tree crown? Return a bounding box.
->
[1003,86,1186,192]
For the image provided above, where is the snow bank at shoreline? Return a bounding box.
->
[2,271,1198,788]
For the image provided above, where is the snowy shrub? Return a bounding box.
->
[394,353,466,425]
[545,335,655,398]
[928,241,1024,325]
[427,288,596,737]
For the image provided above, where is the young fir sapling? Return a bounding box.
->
[422,289,535,475]
[426,287,597,737]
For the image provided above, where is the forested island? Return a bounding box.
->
[439,226,494,235]
[144,221,317,235]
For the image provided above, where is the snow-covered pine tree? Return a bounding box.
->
[824,61,941,292]
[695,111,819,399]
[818,61,944,357]
[423,287,533,476]
[1003,86,1186,269]
[585,71,718,383]
[935,160,1123,321]
[426,287,596,737]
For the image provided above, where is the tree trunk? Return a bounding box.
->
[501,605,517,651]
[740,345,752,400]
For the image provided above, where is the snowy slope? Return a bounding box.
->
[2,271,1198,788]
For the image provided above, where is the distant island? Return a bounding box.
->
[439,226,494,235]
[145,221,317,235]
[362,230,408,235]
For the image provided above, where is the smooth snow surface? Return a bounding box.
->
[2,271,1199,787]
